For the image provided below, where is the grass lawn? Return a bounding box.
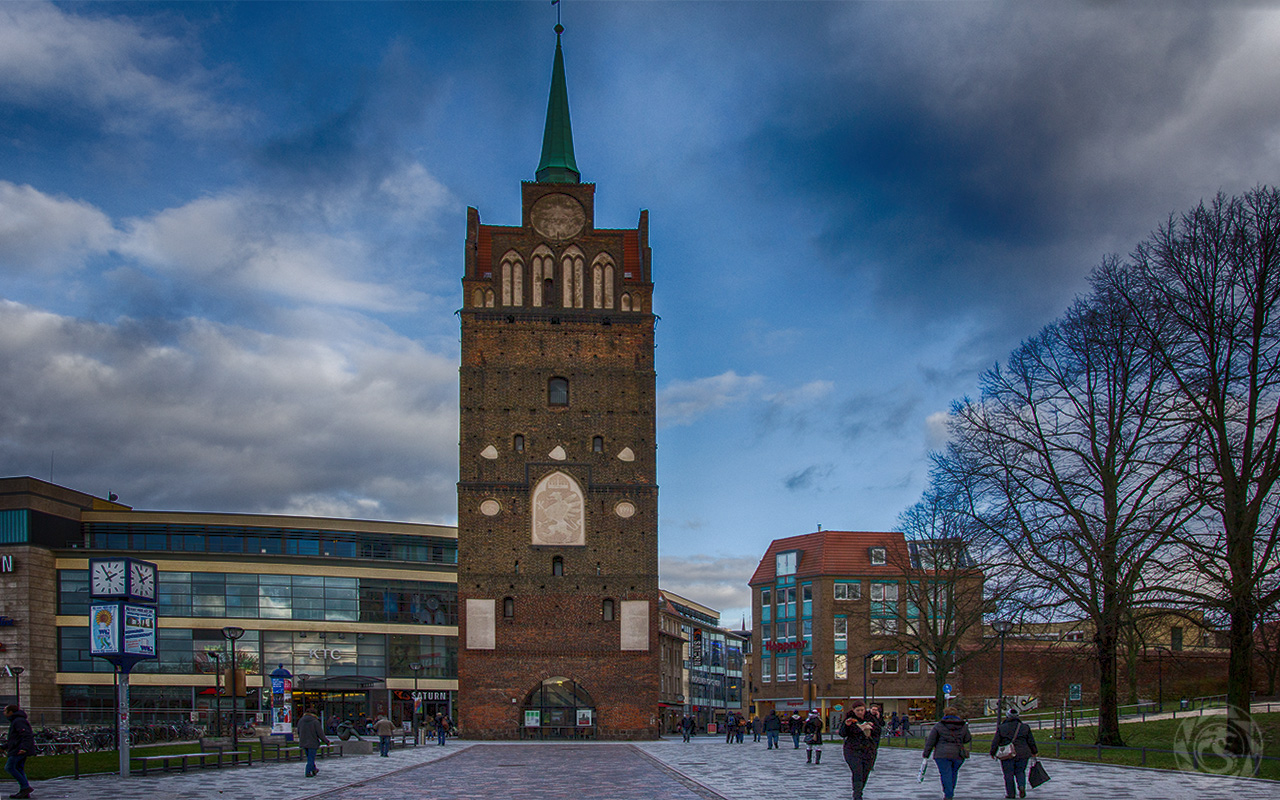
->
[882,712,1280,781]
[24,741,289,780]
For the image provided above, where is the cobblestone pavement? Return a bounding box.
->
[21,736,1280,800]
[636,736,1280,800]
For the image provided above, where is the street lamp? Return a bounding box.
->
[870,678,878,706]
[409,662,423,744]
[207,650,222,737]
[802,657,816,711]
[222,626,246,753]
[862,653,875,704]
[992,619,1015,720]
[9,666,23,707]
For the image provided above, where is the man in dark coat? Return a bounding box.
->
[297,705,330,778]
[5,705,35,798]
[762,709,782,749]
[679,713,695,742]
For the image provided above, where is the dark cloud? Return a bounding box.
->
[784,463,834,492]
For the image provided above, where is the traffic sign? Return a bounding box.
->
[943,683,953,694]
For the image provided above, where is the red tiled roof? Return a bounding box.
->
[748,530,908,585]
[622,230,640,279]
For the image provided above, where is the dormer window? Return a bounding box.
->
[776,550,798,577]
[869,547,887,566]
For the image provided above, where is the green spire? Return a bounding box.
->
[536,25,580,184]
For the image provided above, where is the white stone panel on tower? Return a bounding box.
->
[480,445,499,460]
[617,447,635,462]
[531,471,585,545]
[548,445,567,461]
[620,600,650,651]
[466,599,496,650]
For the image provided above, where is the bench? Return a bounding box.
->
[131,750,250,775]
[259,736,342,762]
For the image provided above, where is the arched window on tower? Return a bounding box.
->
[552,556,564,576]
[591,255,615,309]
[500,251,524,307]
[514,434,525,452]
[620,293,633,312]
[472,288,484,308]
[561,246,585,309]
[602,598,616,621]
[548,377,569,407]
[532,246,552,307]
[484,288,495,308]
[503,597,515,618]
[592,436,603,453]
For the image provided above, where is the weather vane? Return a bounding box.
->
[552,0,562,32]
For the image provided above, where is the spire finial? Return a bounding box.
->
[536,7,580,184]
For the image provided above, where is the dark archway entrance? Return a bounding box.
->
[519,677,595,739]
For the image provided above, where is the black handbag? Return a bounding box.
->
[1029,759,1050,788]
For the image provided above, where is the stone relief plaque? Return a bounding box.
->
[465,599,496,650]
[480,499,501,516]
[620,600,650,651]
[480,445,499,460]
[614,501,636,519]
[531,471,585,546]
[617,447,635,462]
[530,193,586,241]
[548,445,566,461]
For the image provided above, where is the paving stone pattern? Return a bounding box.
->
[19,736,1280,800]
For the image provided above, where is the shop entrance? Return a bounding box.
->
[293,690,369,731]
[519,677,595,739]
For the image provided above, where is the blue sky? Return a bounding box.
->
[3,1,1279,625]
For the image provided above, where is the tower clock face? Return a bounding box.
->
[129,561,157,601]
[90,559,127,596]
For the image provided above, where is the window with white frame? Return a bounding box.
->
[834,653,848,680]
[834,617,847,647]
[834,581,861,600]
[906,654,921,673]
[870,653,899,674]
[870,617,898,635]
[776,550,798,577]
[869,547,887,566]
[762,656,771,683]
[761,587,772,623]
[778,654,797,682]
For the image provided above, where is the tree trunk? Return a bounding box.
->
[1226,605,1255,755]
[1095,623,1124,746]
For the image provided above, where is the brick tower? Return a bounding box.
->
[456,24,659,740]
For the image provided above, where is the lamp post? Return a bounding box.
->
[992,619,1015,720]
[802,657,815,712]
[9,666,23,707]
[862,653,875,703]
[409,662,423,744]
[870,678,878,706]
[222,626,246,753]
[208,650,222,737]
[296,673,310,733]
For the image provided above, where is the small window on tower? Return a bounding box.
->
[592,436,603,452]
[602,598,616,621]
[514,434,525,452]
[552,556,564,576]
[503,597,515,618]
[548,377,569,406]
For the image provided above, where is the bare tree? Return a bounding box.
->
[892,485,1012,718]
[1103,187,1280,754]
[941,282,1195,745]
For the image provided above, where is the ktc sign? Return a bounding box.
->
[307,648,344,662]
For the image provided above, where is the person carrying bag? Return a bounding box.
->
[988,708,1038,798]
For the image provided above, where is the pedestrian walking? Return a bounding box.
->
[4,705,35,799]
[803,708,824,764]
[297,705,330,778]
[866,703,884,770]
[922,706,973,800]
[680,713,695,742]
[752,714,763,742]
[889,711,900,737]
[989,707,1038,799]
[724,712,736,743]
[838,700,877,800]
[435,713,451,746]
[789,711,803,749]
[763,709,782,749]
[374,714,395,757]
[735,715,745,743]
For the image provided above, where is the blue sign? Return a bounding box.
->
[943,683,953,694]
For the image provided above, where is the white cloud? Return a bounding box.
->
[0,181,117,274]
[925,410,951,449]
[0,2,238,134]
[659,554,759,628]
[658,370,765,427]
[0,299,458,521]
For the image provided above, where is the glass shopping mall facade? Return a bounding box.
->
[0,478,460,728]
